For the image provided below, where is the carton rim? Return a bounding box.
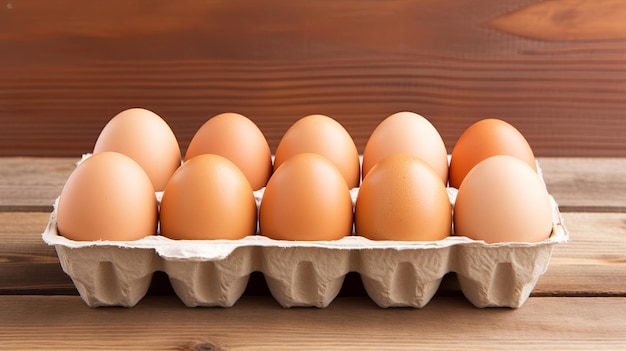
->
[42,156,568,261]
[42,194,568,261]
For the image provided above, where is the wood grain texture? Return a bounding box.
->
[0,157,76,211]
[534,212,626,296]
[1,211,624,297]
[0,212,74,294]
[2,0,626,157]
[1,295,625,350]
[539,157,626,212]
[489,0,626,41]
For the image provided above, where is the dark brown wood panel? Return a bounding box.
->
[2,0,626,157]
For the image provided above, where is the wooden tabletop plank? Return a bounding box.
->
[1,157,625,211]
[538,157,626,212]
[0,157,76,211]
[0,212,75,294]
[534,212,626,296]
[1,211,624,297]
[1,295,624,350]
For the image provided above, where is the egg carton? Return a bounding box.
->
[42,180,568,309]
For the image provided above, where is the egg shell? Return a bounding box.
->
[273,114,360,188]
[260,153,354,241]
[449,118,537,189]
[185,112,272,190]
[44,135,567,309]
[56,152,158,241]
[362,112,448,185]
[93,108,181,192]
[160,154,257,240]
[355,154,452,241]
[453,155,553,243]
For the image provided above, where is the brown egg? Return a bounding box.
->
[273,114,360,188]
[185,113,272,190]
[362,112,448,185]
[355,154,451,241]
[449,118,537,189]
[259,153,353,241]
[454,155,553,243]
[57,152,158,241]
[93,108,181,192]
[160,154,257,240]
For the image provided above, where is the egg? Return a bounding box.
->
[453,155,553,243]
[362,112,448,185]
[449,118,537,189]
[93,108,182,191]
[355,154,451,241]
[160,154,257,240]
[259,153,353,241]
[185,113,272,190]
[273,114,360,188]
[57,152,158,241]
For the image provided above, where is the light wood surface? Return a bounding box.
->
[2,0,626,157]
[0,156,625,350]
[1,295,625,351]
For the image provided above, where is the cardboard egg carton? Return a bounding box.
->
[42,162,568,308]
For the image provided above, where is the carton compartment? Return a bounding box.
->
[359,247,452,308]
[261,246,351,307]
[163,246,256,307]
[54,245,157,307]
[455,243,556,308]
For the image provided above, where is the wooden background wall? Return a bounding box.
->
[1,0,625,157]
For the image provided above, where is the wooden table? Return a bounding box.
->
[2,1,626,349]
[1,157,624,350]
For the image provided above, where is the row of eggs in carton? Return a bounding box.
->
[42,108,568,308]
